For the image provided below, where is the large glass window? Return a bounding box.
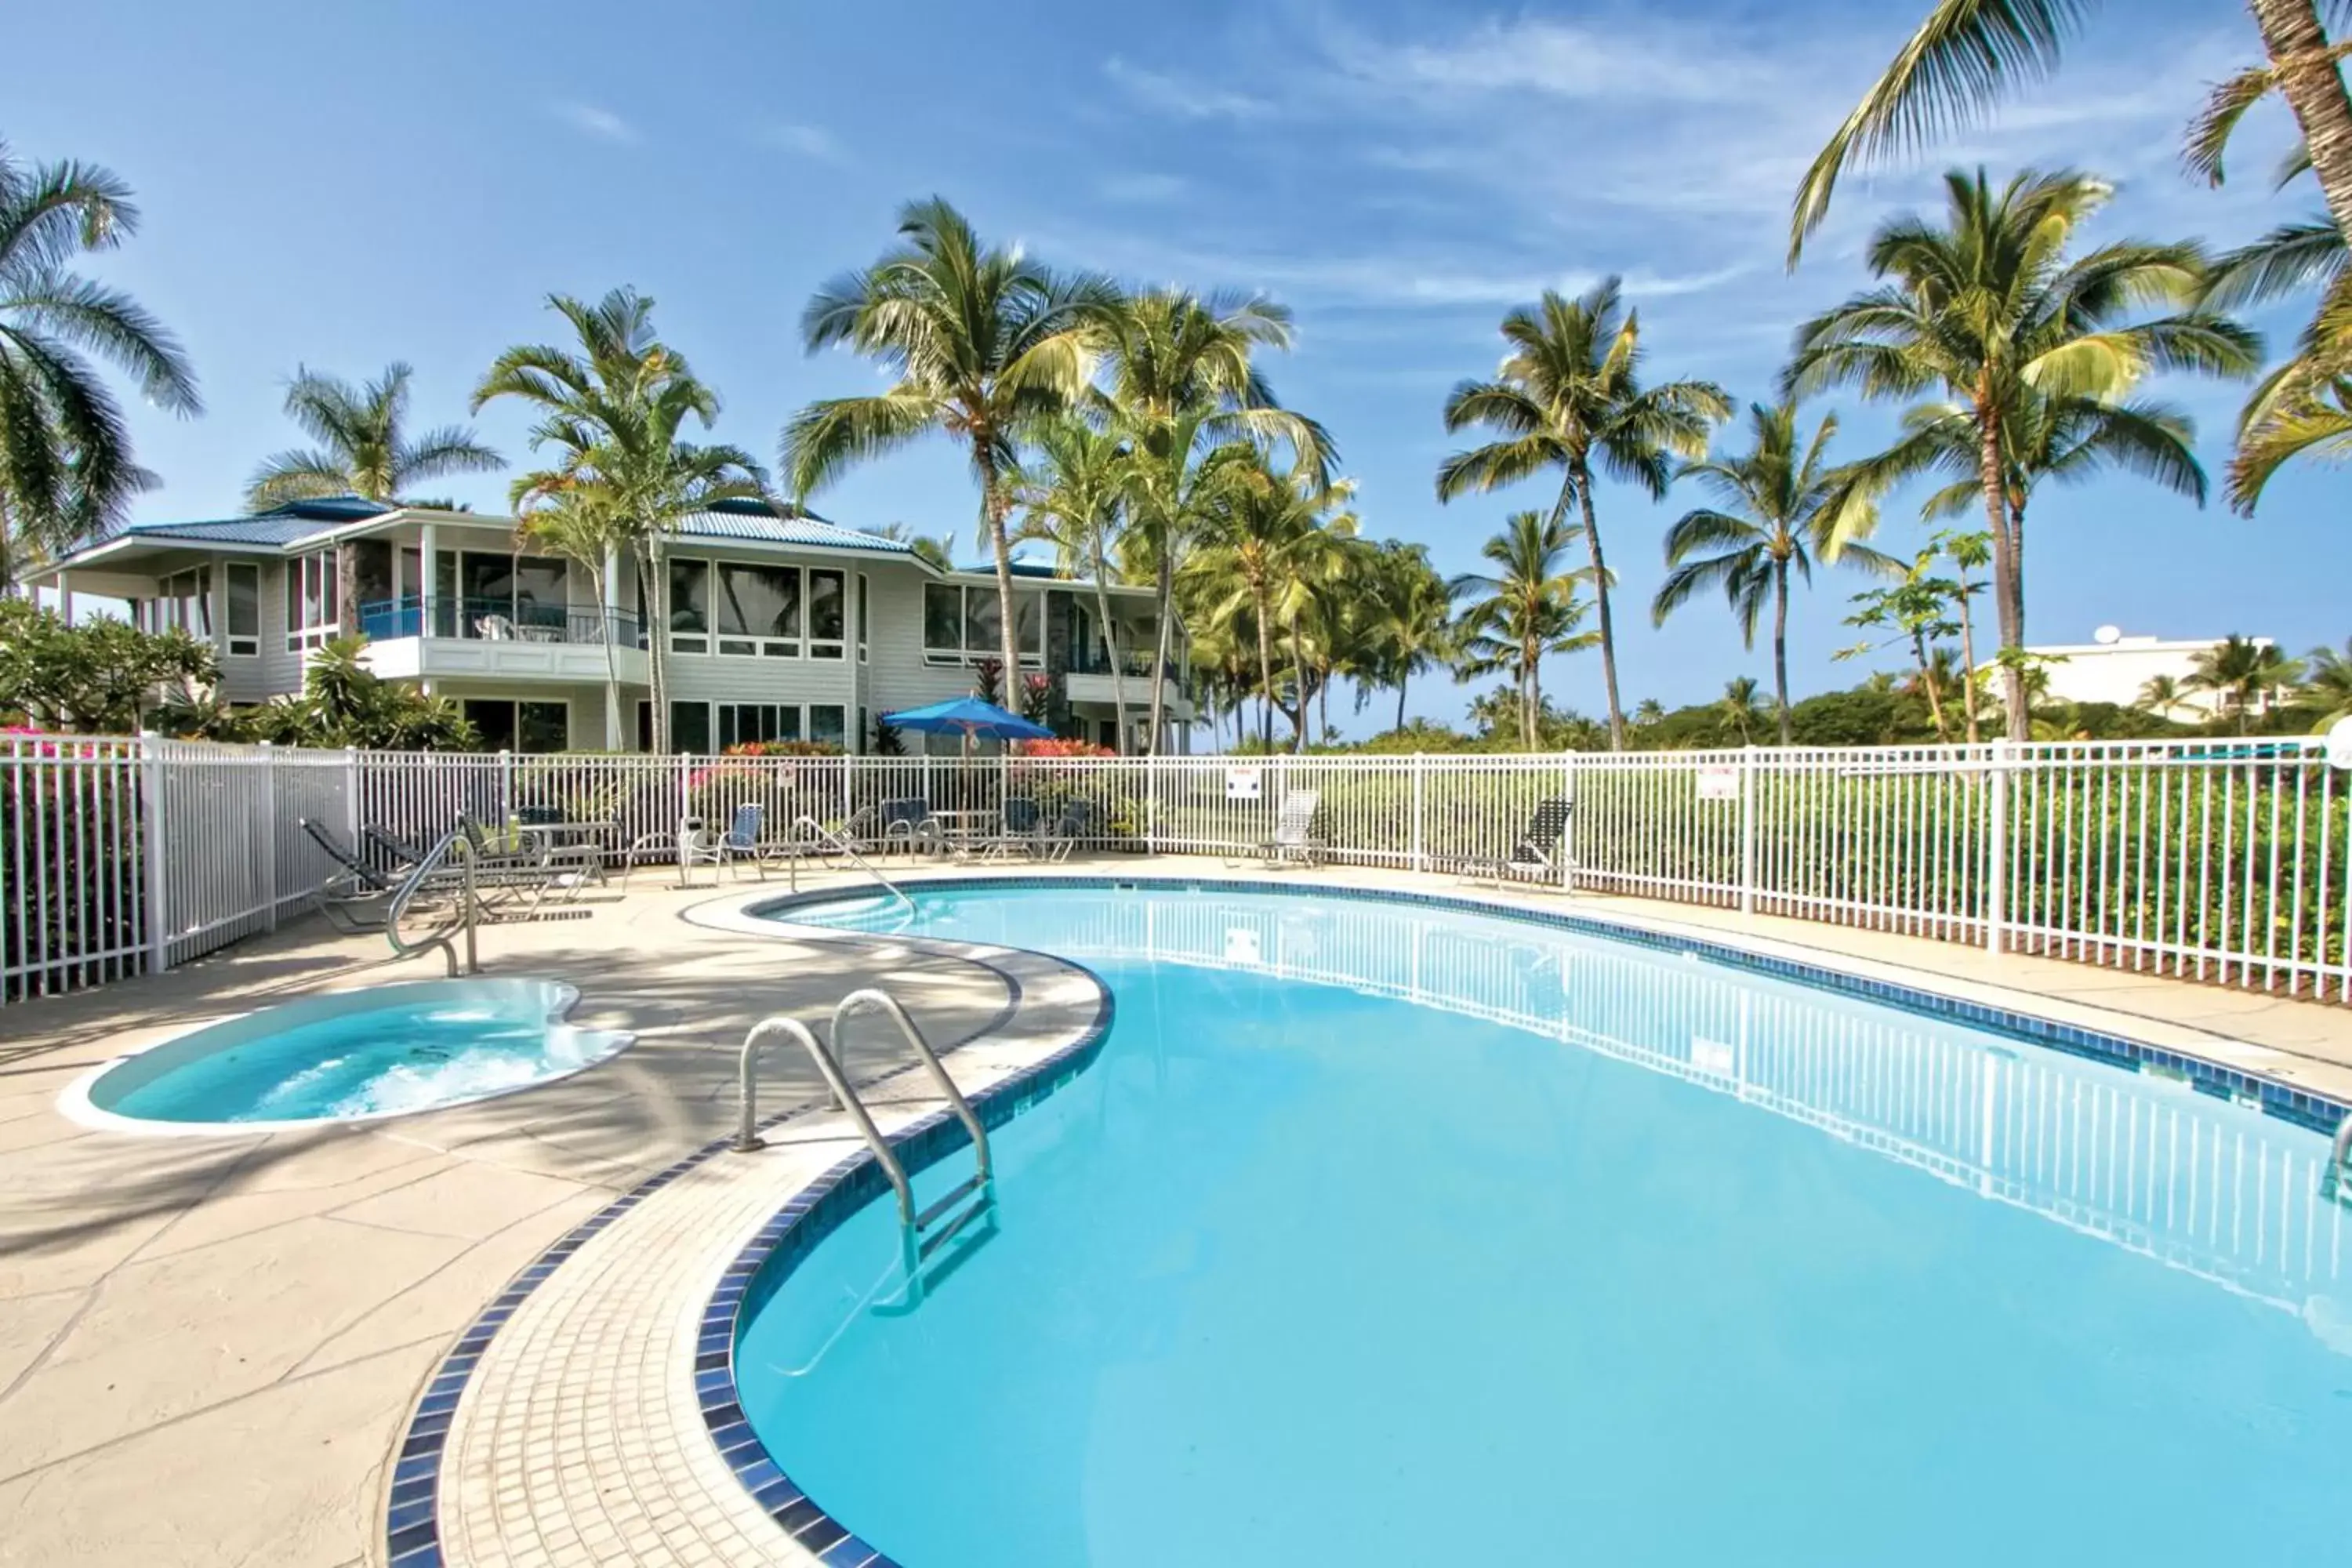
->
[808,570,845,659]
[512,557,568,633]
[808,704,847,750]
[855,574,869,663]
[670,700,712,753]
[156,568,212,638]
[923,582,1044,665]
[714,562,800,656]
[284,553,338,651]
[717,703,801,749]
[669,560,710,653]
[923,583,961,652]
[459,699,569,754]
[224,564,259,655]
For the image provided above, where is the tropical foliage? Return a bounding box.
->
[0,140,198,590]
[1447,511,1600,752]
[0,597,212,733]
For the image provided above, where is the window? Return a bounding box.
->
[713,561,800,656]
[155,568,212,638]
[808,570,845,659]
[669,560,710,653]
[922,582,1044,666]
[671,701,711,753]
[717,703,801,749]
[808,704,847,750]
[855,574,869,663]
[224,564,259,655]
[284,553,338,651]
[459,699,570,753]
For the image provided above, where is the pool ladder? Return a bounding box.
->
[2325,1112,2352,1205]
[733,988,996,1298]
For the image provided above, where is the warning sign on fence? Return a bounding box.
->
[1696,765,1740,802]
[1226,766,1263,800]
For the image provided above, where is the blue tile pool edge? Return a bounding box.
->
[377,937,1065,1568]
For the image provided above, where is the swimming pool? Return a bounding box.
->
[66,978,631,1131]
[735,883,2351,1566]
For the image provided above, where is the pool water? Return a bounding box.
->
[80,978,629,1127]
[739,886,2352,1567]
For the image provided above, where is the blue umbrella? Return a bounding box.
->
[883,695,1054,748]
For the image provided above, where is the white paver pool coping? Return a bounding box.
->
[422,867,2351,1568]
[426,919,1105,1568]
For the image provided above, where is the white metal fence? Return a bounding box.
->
[5,735,2347,1006]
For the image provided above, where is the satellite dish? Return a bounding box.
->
[2092,625,2122,645]
[2327,714,2352,772]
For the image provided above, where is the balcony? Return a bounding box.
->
[1065,644,1192,715]
[356,596,650,685]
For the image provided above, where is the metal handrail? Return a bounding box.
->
[2326,1112,2352,1203]
[384,826,480,977]
[732,1016,914,1224]
[833,988,993,1210]
[788,814,915,913]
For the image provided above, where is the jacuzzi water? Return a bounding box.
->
[78,978,629,1127]
[737,884,2352,1566]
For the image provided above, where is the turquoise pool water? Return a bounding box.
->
[79,978,629,1126]
[739,885,2351,1566]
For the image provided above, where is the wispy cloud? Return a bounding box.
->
[1105,56,1274,121]
[552,101,639,144]
[759,122,848,163]
[1098,172,1189,205]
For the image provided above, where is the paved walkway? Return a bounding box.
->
[1,856,2347,1567]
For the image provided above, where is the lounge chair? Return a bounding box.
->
[1230,789,1321,869]
[1460,798,1574,891]
[299,818,399,932]
[361,824,434,873]
[877,798,938,857]
[1040,799,1098,863]
[683,802,804,883]
[453,815,596,910]
[990,797,1044,861]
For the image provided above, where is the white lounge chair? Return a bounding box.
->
[1229,789,1321,869]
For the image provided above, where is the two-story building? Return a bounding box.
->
[30,495,1192,753]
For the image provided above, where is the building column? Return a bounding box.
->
[419,520,438,638]
[603,546,624,749]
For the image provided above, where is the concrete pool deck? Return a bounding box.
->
[2,857,2348,1566]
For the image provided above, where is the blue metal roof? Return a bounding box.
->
[112,495,392,549]
[673,503,913,555]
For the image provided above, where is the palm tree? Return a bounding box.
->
[1786,168,2259,739]
[1653,400,1897,744]
[1788,2,2352,264]
[1014,417,1134,751]
[0,141,200,590]
[1097,288,1328,752]
[1437,279,1729,749]
[1717,677,1768,744]
[2186,634,2305,731]
[869,521,956,569]
[2301,637,2352,727]
[2136,671,2193,721]
[245,363,502,510]
[785,198,1119,687]
[1633,697,1667,730]
[474,288,766,753]
[1450,510,1602,751]
[1356,541,1455,733]
[1189,459,1356,749]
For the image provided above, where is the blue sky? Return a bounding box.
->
[12,0,2340,731]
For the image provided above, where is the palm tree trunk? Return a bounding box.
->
[1318,673,1330,742]
[2249,0,2352,240]
[1915,630,1951,740]
[1571,471,1628,750]
[1148,550,1174,755]
[643,537,670,753]
[1090,535,1128,754]
[1289,626,1310,753]
[587,561,621,750]
[979,469,1024,706]
[1254,585,1276,750]
[1975,400,2029,741]
[1772,561,1792,746]
[1524,640,1542,753]
[1395,671,1409,733]
[1955,564,1982,746]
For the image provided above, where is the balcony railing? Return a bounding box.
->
[1067,643,1193,699]
[358,596,646,648]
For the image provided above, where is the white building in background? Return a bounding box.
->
[2002,626,2271,717]
[26,495,1192,754]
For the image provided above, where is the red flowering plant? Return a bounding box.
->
[1011,736,1116,758]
